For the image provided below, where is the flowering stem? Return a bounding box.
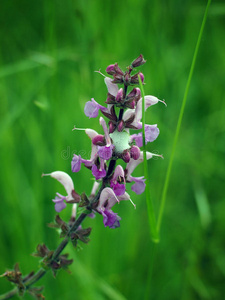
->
[138,75,159,243]
[0,208,93,299]
[156,0,212,234]
[105,159,116,178]
[118,108,124,121]
[0,288,18,300]
[24,268,46,289]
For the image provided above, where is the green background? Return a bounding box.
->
[0,0,224,299]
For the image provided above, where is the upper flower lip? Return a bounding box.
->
[96,187,131,212]
[42,171,75,200]
[42,171,80,212]
[123,95,161,129]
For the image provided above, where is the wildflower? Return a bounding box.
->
[125,151,162,194]
[130,124,160,147]
[46,55,164,229]
[110,165,126,196]
[84,98,108,118]
[96,187,131,228]
[42,171,80,212]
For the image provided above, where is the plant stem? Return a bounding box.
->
[139,75,159,243]
[0,288,18,300]
[0,209,91,299]
[25,268,46,289]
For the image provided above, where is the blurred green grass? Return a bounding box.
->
[0,0,224,299]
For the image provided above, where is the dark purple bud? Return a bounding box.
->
[130,73,138,84]
[109,121,116,134]
[135,88,141,99]
[112,74,123,84]
[125,99,136,109]
[106,64,116,75]
[117,120,124,132]
[124,72,131,85]
[127,88,138,99]
[71,189,81,203]
[92,135,106,146]
[130,145,141,160]
[122,149,130,163]
[125,88,141,107]
[131,54,146,68]
[116,88,123,102]
[114,63,124,76]
[106,93,116,104]
[139,72,144,83]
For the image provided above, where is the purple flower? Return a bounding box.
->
[97,117,114,160]
[42,171,78,212]
[131,124,160,147]
[104,77,119,97]
[126,151,154,178]
[130,176,146,194]
[123,96,162,129]
[96,187,132,228]
[71,155,82,172]
[92,163,106,180]
[52,193,67,212]
[111,182,126,196]
[110,165,126,196]
[84,98,107,118]
[102,210,121,228]
[98,144,114,160]
[125,151,162,194]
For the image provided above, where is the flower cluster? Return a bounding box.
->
[44,55,164,229]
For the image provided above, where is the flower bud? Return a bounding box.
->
[112,74,123,84]
[126,88,138,100]
[130,72,144,84]
[105,93,116,104]
[109,121,116,134]
[135,88,141,100]
[117,120,124,132]
[114,63,124,76]
[116,88,124,102]
[122,149,130,163]
[123,73,131,85]
[131,54,146,68]
[106,64,116,75]
[130,145,140,160]
[139,72,144,83]
[92,135,106,146]
[125,99,136,109]
[71,189,81,202]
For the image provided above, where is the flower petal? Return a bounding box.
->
[130,177,146,194]
[71,155,82,172]
[125,151,154,178]
[97,187,119,211]
[52,194,67,212]
[98,145,114,160]
[84,98,107,118]
[43,171,74,199]
[101,209,121,228]
[104,77,119,97]
[91,164,106,180]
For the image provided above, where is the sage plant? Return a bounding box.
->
[0,55,164,299]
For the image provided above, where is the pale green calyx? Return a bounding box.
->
[110,130,130,154]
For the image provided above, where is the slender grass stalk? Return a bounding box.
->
[139,75,159,243]
[156,0,212,233]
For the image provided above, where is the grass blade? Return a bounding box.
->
[156,0,212,233]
